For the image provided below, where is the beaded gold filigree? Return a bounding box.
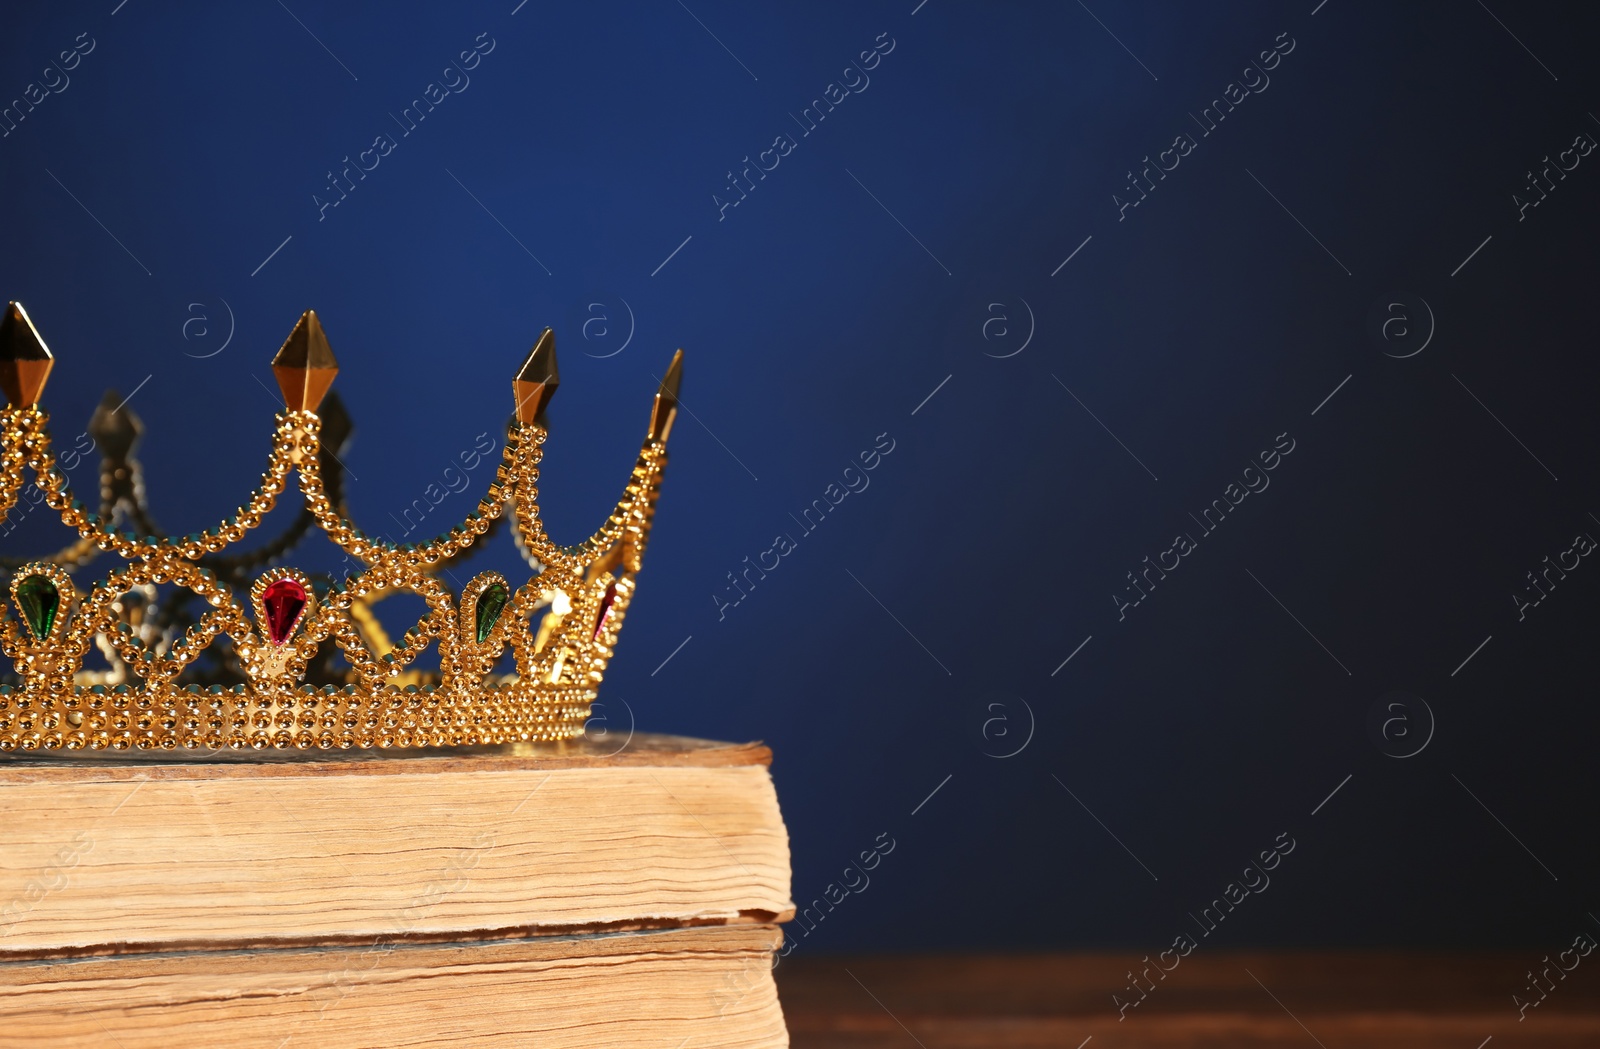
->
[0,302,680,751]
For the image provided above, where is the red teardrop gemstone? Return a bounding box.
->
[262,578,307,645]
[593,581,619,640]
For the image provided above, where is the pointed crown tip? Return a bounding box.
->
[271,309,338,412]
[88,387,143,455]
[0,300,54,407]
[658,349,683,396]
[272,310,336,365]
[517,328,558,379]
[1,301,52,361]
[649,350,682,443]
[512,328,559,424]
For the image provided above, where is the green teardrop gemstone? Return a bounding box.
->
[475,582,508,643]
[15,575,59,640]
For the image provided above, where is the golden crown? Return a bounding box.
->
[0,301,681,751]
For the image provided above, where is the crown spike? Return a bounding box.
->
[88,388,143,460]
[271,310,339,412]
[0,302,55,408]
[649,349,683,443]
[513,327,559,425]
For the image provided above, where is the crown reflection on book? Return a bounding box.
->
[0,301,683,751]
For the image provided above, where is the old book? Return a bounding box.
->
[0,734,793,1047]
[1,925,788,1047]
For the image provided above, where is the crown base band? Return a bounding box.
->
[0,683,594,751]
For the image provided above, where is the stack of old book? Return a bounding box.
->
[0,735,793,1047]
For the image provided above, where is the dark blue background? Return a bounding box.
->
[2,0,1598,955]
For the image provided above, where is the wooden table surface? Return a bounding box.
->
[777,952,1600,1047]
